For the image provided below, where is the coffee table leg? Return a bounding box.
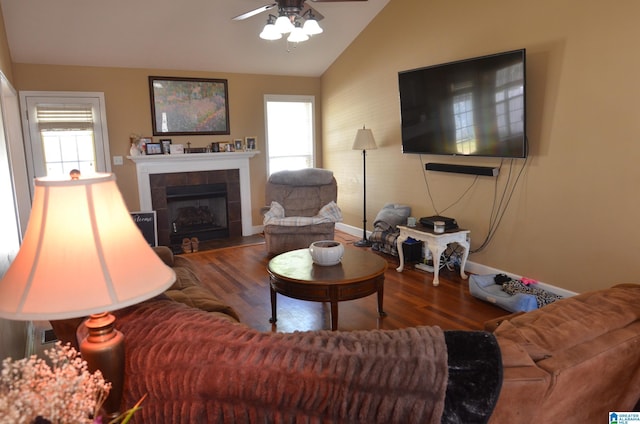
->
[269,284,277,324]
[330,302,338,331]
[377,278,387,317]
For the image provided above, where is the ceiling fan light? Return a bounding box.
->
[260,22,282,40]
[287,24,309,43]
[302,19,323,35]
[275,15,294,33]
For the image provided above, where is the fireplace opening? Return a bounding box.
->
[167,183,229,247]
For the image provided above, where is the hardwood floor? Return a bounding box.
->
[186,231,508,333]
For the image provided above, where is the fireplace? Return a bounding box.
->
[167,183,229,245]
[150,170,242,251]
[128,151,259,245]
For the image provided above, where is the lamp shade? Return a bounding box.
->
[352,127,377,151]
[260,23,283,40]
[287,23,309,43]
[275,15,294,33]
[0,173,176,320]
[260,15,282,40]
[302,18,323,35]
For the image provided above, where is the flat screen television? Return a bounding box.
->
[398,49,527,158]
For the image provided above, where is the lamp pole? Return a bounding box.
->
[354,148,371,247]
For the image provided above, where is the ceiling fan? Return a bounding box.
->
[234,0,367,42]
[232,0,367,22]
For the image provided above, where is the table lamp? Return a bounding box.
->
[352,126,377,247]
[0,172,176,418]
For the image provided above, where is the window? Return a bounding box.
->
[20,92,111,191]
[264,95,315,175]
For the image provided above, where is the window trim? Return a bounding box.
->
[19,91,111,197]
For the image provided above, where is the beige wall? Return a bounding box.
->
[12,64,322,226]
[322,0,640,293]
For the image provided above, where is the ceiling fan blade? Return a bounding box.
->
[232,3,277,21]
[301,4,324,20]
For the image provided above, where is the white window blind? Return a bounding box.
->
[35,104,94,131]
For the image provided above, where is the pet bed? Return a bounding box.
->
[469,274,538,313]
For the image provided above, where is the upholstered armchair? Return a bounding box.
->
[262,168,342,255]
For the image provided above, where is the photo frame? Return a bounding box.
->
[170,143,185,154]
[145,142,163,155]
[160,138,172,154]
[138,137,153,152]
[149,76,230,136]
[234,139,243,151]
[245,136,257,150]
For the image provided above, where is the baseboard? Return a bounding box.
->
[336,223,372,239]
[336,223,577,297]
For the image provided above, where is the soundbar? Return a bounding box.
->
[425,163,499,177]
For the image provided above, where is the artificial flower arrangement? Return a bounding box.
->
[0,342,143,424]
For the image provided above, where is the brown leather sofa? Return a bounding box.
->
[487,283,640,423]
[52,249,640,423]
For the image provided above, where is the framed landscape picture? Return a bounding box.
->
[149,76,230,136]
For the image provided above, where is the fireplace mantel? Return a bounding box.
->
[128,151,260,236]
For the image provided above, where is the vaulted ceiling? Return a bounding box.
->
[1,0,389,77]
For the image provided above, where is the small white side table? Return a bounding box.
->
[395,225,470,286]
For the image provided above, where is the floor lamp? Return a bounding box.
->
[0,173,176,420]
[352,126,377,247]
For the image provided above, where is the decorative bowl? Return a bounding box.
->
[308,240,344,266]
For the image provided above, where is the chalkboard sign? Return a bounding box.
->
[130,211,157,247]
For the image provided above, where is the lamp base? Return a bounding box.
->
[354,238,372,248]
[80,312,125,420]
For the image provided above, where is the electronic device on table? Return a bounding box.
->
[419,216,459,231]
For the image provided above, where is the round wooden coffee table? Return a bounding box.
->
[268,248,388,331]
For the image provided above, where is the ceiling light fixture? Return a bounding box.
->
[261,8,323,43]
[259,15,282,40]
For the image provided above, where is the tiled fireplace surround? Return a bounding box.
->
[128,152,259,247]
[150,169,241,247]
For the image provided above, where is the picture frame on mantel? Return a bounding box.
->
[149,76,230,136]
[160,138,172,154]
[234,139,243,151]
[245,136,257,150]
[145,142,163,155]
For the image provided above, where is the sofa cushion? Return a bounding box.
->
[268,168,334,186]
[153,246,240,322]
[494,284,640,358]
[263,201,342,226]
[164,285,239,322]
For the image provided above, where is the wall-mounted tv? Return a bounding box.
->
[398,49,527,158]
